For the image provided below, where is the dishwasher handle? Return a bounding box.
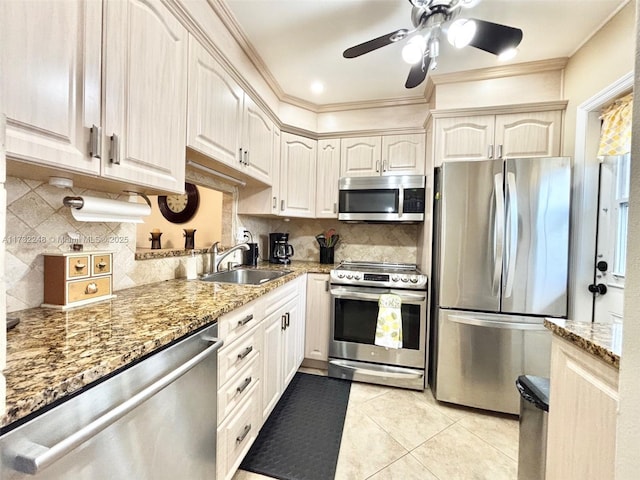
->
[13,335,224,475]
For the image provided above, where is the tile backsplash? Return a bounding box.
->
[6,174,421,312]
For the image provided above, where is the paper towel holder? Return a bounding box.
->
[63,195,151,223]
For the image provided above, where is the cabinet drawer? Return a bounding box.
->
[67,255,90,278]
[218,324,262,386]
[217,383,260,480]
[91,253,112,276]
[218,301,258,345]
[67,277,112,304]
[263,280,297,317]
[218,354,261,425]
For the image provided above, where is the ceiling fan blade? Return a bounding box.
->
[467,19,523,56]
[343,29,408,58]
[405,56,430,89]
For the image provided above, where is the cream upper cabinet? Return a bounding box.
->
[341,134,425,176]
[340,136,381,177]
[187,36,244,169]
[102,0,187,193]
[280,133,317,217]
[382,134,426,175]
[304,274,331,363]
[316,139,341,218]
[546,336,619,479]
[1,0,102,175]
[187,37,273,185]
[434,110,562,165]
[242,96,274,185]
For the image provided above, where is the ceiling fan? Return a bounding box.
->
[343,0,523,89]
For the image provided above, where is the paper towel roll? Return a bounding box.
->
[65,196,151,223]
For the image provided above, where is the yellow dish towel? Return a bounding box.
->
[374,293,403,349]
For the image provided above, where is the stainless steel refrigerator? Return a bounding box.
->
[430,157,570,414]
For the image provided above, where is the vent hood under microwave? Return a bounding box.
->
[338,175,426,223]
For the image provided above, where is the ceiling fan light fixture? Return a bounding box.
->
[447,18,477,48]
[459,0,482,8]
[498,47,518,61]
[402,35,427,64]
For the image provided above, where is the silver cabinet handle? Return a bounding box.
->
[325,281,329,292]
[497,144,503,159]
[12,336,224,475]
[236,376,252,394]
[239,148,243,164]
[89,125,101,159]
[109,134,119,164]
[244,150,249,166]
[333,202,337,214]
[237,314,254,327]
[236,424,252,444]
[488,144,494,159]
[281,314,286,331]
[376,160,380,172]
[382,160,387,172]
[280,200,285,211]
[237,345,253,361]
[272,197,277,209]
[285,312,290,328]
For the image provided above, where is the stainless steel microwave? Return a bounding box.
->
[338,175,426,223]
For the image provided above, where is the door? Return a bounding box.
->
[243,95,274,184]
[502,157,570,316]
[437,160,502,312]
[102,0,187,193]
[340,136,382,176]
[495,110,562,159]
[382,134,426,175]
[316,139,341,218]
[433,115,495,166]
[280,133,316,217]
[593,154,630,322]
[305,274,331,362]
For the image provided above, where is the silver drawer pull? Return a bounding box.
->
[237,346,253,361]
[237,314,254,327]
[236,376,252,394]
[236,424,252,444]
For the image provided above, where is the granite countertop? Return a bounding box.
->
[1,261,334,431]
[544,318,622,369]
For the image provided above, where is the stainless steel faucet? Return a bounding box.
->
[210,241,250,273]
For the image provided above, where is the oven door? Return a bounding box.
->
[329,285,427,369]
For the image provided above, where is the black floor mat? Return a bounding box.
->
[240,372,351,480]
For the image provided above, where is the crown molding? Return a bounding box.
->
[428,100,569,120]
[429,57,569,85]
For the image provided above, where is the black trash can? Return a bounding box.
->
[516,375,550,480]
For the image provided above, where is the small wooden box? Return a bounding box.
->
[43,251,116,309]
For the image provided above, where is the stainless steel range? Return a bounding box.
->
[328,261,428,390]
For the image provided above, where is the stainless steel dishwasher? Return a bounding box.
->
[0,322,223,479]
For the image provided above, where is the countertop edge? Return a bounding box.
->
[544,318,621,369]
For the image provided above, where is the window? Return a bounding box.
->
[613,153,630,277]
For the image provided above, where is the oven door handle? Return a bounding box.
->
[330,288,426,303]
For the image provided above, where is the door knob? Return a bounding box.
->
[588,283,608,295]
[596,261,608,272]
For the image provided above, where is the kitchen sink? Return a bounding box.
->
[199,268,291,286]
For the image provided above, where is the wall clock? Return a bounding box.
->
[157,183,200,224]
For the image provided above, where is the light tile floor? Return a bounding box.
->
[233,368,520,480]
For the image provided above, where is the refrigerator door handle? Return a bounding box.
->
[492,173,505,296]
[449,314,546,331]
[504,172,519,298]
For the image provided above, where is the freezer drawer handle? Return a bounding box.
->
[449,314,547,331]
[12,335,224,475]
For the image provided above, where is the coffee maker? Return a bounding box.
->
[269,232,294,264]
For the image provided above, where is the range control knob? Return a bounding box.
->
[401,277,409,283]
[354,274,361,280]
[337,273,345,279]
[410,276,418,283]
[346,274,353,279]
[391,276,400,282]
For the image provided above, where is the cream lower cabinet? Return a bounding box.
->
[262,276,306,421]
[1,0,187,193]
[340,134,426,177]
[304,273,331,363]
[546,335,619,479]
[433,110,563,166]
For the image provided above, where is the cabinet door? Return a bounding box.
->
[495,111,562,159]
[382,134,426,175]
[280,133,317,217]
[546,337,618,479]
[102,0,187,193]
[187,37,243,170]
[271,128,281,214]
[0,0,101,174]
[282,296,301,387]
[340,136,382,176]
[316,139,341,218]
[262,311,283,421]
[243,96,273,184]
[304,274,331,362]
[433,115,495,165]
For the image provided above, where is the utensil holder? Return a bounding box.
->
[319,246,334,264]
